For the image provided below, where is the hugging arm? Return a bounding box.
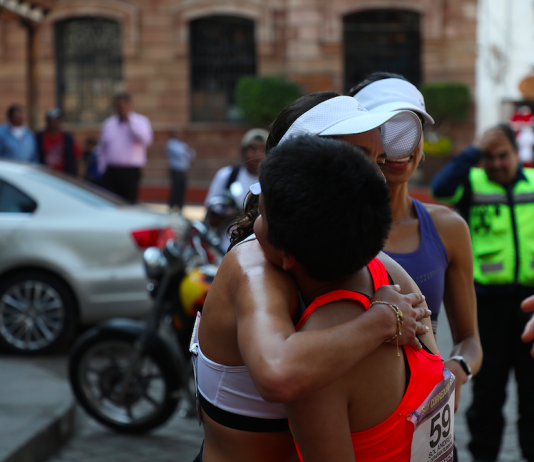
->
[233,241,429,403]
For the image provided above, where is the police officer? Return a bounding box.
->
[432,124,534,462]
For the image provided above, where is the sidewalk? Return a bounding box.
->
[143,204,206,222]
[0,357,76,462]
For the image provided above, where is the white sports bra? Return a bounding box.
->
[190,233,302,432]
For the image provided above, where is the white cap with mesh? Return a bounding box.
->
[354,78,435,125]
[278,96,422,159]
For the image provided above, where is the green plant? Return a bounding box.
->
[423,136,453,157]
[419,81,470,156]
[235,76,302,126]
[419,81,470,125]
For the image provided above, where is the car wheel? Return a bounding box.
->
[0,271,78,354]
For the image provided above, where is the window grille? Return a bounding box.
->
[190,15,256,122]
[344,10,421,93]
[55,18,123,123]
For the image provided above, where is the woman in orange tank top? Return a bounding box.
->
[254,135,451,461]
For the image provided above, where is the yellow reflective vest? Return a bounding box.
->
[469,168,534,286]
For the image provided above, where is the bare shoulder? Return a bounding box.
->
[299,299,367,332]
[377,252,420,293]
[422,203,468,233]
[421,203,470,251]
[225,238,298,298]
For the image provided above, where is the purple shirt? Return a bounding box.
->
[97,112,153,173]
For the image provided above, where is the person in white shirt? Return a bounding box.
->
[204,128,268,252]
[166,129,196,212]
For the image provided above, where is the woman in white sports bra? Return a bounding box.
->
[192,92,432,462]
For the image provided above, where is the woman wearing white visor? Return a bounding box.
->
[191,92,431,462]
[350,73,482,414]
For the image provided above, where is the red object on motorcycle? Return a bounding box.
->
[201,239,219,264]
[131,227,176,249]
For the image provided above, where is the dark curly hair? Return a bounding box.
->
[260,135,391,281]
[229,92,340,248]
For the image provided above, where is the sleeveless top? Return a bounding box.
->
[293,258,448,462]
[190,233,304,432]
[383,199,448,334]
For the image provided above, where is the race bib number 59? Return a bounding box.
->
[408,368,455,462]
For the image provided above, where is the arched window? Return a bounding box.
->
[190,15,256,122]
[343,10,421,93]
[55,18,123,123]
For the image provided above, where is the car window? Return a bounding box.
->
[27,169,127,208]
[0,180,37,213]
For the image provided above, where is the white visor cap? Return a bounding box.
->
[278,96,422,159]
[354,78,435,125]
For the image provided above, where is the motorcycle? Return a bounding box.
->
[68,219,219,434]
[204,181,245,252]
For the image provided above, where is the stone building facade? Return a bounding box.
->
[0,0,477,202]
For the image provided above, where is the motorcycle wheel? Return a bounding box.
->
[69,331,179,434]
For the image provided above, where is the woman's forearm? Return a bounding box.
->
[239,302,399,403]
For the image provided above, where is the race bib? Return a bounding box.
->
[408,368,456,462]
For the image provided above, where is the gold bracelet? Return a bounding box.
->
[369,301,403,357]
[369,301,404,324]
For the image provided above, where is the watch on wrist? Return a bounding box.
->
[449,355,473,382]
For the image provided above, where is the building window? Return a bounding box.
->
[55,18,123,123]
[190,15,256,122]
[343,9,421,93]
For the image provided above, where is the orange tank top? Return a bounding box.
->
[294,258,445,462]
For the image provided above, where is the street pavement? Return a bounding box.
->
[47,408,204,462]
[437,313,524,462]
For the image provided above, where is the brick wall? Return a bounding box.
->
[0,0,477,202]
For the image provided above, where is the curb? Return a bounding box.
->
[0,358,76,462]
[1,401,76,462]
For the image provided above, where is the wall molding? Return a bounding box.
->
[42,0,140,57]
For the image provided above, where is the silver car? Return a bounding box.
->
[0,160,175,354]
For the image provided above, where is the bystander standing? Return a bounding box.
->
[166,129,196,212]
[0,104,37,163]
[204,128,268,251]
[97,93,153,203]
[82,137,100,184]
[36,108,81,175]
